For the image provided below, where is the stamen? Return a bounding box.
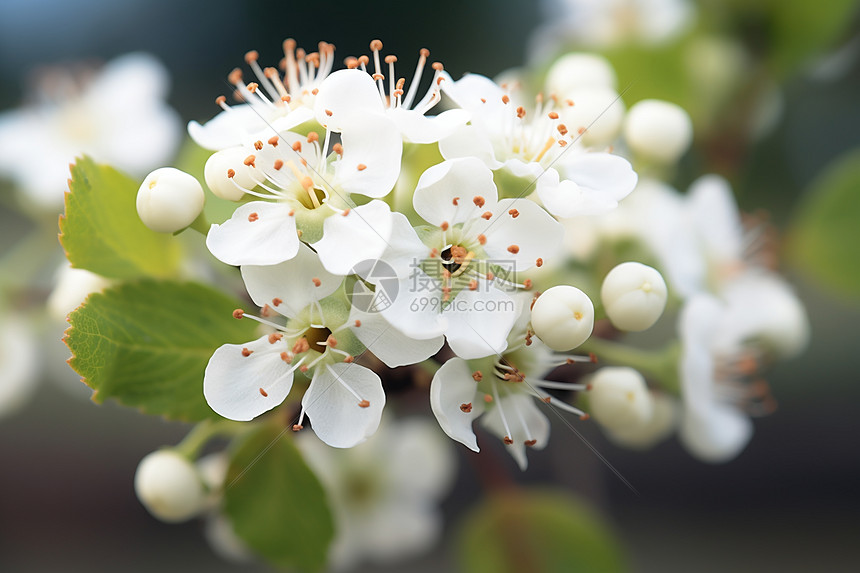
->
[326,364,369,408]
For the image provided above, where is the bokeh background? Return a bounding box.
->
[1,0,859,571]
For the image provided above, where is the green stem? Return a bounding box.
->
[580,337,682,395]
[183,210,211,236]
[175,419,248,459]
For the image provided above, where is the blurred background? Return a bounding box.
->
[1,0,859,571]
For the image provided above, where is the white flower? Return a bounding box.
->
[0,312,39,418]
[600,261,668,331]
[440,73,637,218]
[134,449,207,523]
[0,53,181,209]
[204,70,402,271]
[623,99,693,164]
[375,157,563,359]
[297,417,455,570]
[188,40,331,151]
[430,299,594,470]
[203,244,385,448]
[136,168,205,233]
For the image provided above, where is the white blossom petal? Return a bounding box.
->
[430,358,485,452]
[473,198,563,271]
[443,285,519,359]
[481,393,550,470]
[377,212,431,279]
[334,111,402,198]
[390,107,471,144]
[437,124,501,168]
[680,402,753,463]
[206,201,299,266]
[241,243,341,319]
[313,200,394,275]
[688,174,744,265]
[413,158,498,227]
[314,69,385,131]
[303,363,385,448]
[349,300,444,368]
[541,153,638,217]
[378,273,449,340]
[386,419,457,498]
[203,336,294,421]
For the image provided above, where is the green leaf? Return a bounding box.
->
[59,156,182,279]
[458,490,627,573]
[65,280,258,421]
[787,148,860,299]
[223,423,334,572]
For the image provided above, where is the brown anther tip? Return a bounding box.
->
[358,55,370,65]
[358,399,371,408]
[372,73,385,81]
[440,221,450,231]
[566,358,576,364]
[577,127,586,135]
[503,436,514,445]
[299,365,309,373]
[281,94,291,103]
[430,248,439,258]
[273,159,284,171]
[478,234,487,245]
[261,304,273,317]
[291,424,303,432]
[580,414,590,421]
[254,140,263,151]
[460,403,473,413]
[486,271,495,280]
[268,333,283,344]
[292,141,302,152]
[345,57,359,69]
[452,196,460,206]
[259,387,268,397]
[431,62,443,71]
[557,124,568,135]
[480,97,487,104]
[589,353,598,364]
[501,95,510,104]
[325,109,333,116]
[585,384,593,391]
[264,67,278,78]
[548,111,559,120]
[420,48,430,58]
[245,50,259,63]
[536,257,543,267]
[469,280,478,291]
[566,99,575,106]
[484,394,493,403]
[332,143,343,155]
[287,209,294,216]
[508,208,519,218]
[543,396,552,403]
[292,338,310,354]
[344,355,354,363]
[248,212,259,222]
[354,319,362,327]
[356,163,367,171]
[523,279,533,289]
[384,55,397,63]
[311,88,319,95]
[524,439,537,447]
[232,309,245,319]
[325,334,337,347]
[215,95,227,106]
[246,82,259,93]
[473,195,486,207]
[301,176,314,190]
[243,155,256,167]
[307,131,319,143]
[241,348,253,357]
[228,68,243,84]
[481,211,493,220]
[370,39,383,51]
[507,245,520,254]
[342,208,351,217]
[312,277,322,287]
[280,351,292,363]
[284,37,297,50]
[472,371,483,382]
[268,135,279,146]
[516,106,526,118]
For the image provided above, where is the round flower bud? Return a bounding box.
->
[623,99,693,164]
[558,86,625,147]
[588,367,653,432]
[530,285,594,351]
[136,168,204,233]
[204,147,257,201]
[134,450,206,523]
[601,262,668,331]
[546,53,617,94]
[605,391,677,450]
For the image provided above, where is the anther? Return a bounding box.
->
[215,95,227,106]
[503,436,514,445]
[469,280,478,291]
[370,39,383,51]
[473,196,485,207]
[312,277,322,287]
[478,234,487,245]
[523,279,533,289]
[268,135,279,146]
[268,333,283,344]
[372,73,385,81]
[508,209,519,218]
[516,106,526,118]
[342,208,350,216]
[385,55,397,64]
[484,394,494,403]
[259,387,268,397]
[292,338,310,354]
[460,403,473,413]
[292,141,302,152]
[548,111,559,120]
[254,140,263,151]
[357,163,367,171]
[332,143,343,155]
[274,159,284,170]
[589,353,598,363]
[524,439,537,447]
[441,221,449,231]
[245,50,259,64]
[430,248,439,258]
[358,400,370,408]
[280,351,292,363]
[343,355,354,363]
[325,334,337,347]
[501,95,510,104]
[228,68,243,84]
[243,155,256,167]
[307,131,319,143]
[241,348,253,357]
[557,124,568,136]
[507,245,520,254]
[299,365,309,373]
[452,197,460,206]
[354,319,362,327]
[232,309,245,319]
[248,212,259,222]
[481,212,493,220]
[292,424,303,432]
[325,109,333,116]
[431,62,443,71]
[472,370,483,382]
[579,413,590,421]
[536,258,543,267]
[246,82,259,93]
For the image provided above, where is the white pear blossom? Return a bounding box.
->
[134,450,207,523]
[440,73,637,218]
[204,69,402,271]
[297,417,455,570]
[203,244,385,448]
[136,167,205,233]
[430,297,595,469]
[601,261,668,331]
[374,157,563,359]
[0,53,181,209]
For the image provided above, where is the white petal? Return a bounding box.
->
[313,200,394,275]
[206,201,299,266]
[314,69,384,131]
[241,243,342,319]
[443,285,519,359]
[473,198,563,271]
[349,300,444,368]
[481,393,550,470]
[438,123,501,168]
[188,105,271,151]
[378,273,449,339]
[678,294,723,408]
[302,363,385,448]
[0,314,40,418]
[377,211,430,278]
[544,153,638,217]
[334,111,402,198]
[680,402,753,463]
[430,358,485,452]
[387,419,457,498]
[203,336,294,421]
[390,107,471,144]
[357,502,442,564]
[413,157,499,226]
[687,174,744,264]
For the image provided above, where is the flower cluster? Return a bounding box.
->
[132,38,806,471]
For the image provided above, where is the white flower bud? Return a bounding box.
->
[601,262,668,331]
[136,167,204,233]
[588,367,653,432]
[605,391,678,450]
[558,86,625,147]
[134,450,206,523]
[530,285,594,351]
[623,99,693,164]
[546,53,617,94]
[204,147,256,201]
